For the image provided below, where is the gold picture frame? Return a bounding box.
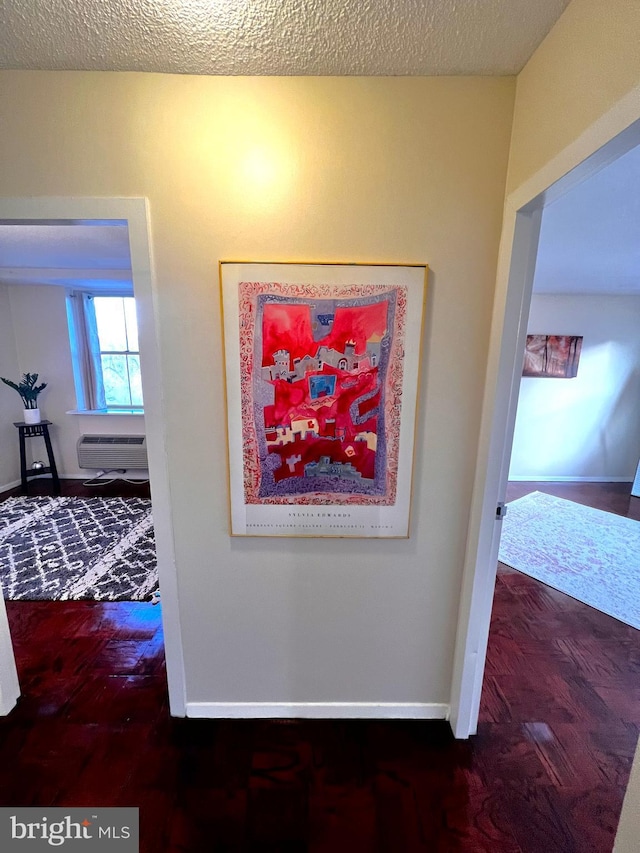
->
[220,261,428,537]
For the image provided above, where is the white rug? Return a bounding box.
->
[498,491,640,630]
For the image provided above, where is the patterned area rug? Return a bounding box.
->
[499,491,640,630]
[0,496,157,601]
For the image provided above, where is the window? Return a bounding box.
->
[94,297,143,408]
[66,292,143,412]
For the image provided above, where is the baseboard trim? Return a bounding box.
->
[0,690,20,717]
[185,702,450,720]
[509,476,633,483]
[0,479,21,495]
[61,473,150,480]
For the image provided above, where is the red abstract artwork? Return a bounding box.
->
[237,281,408,505]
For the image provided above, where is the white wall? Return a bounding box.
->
[0,283,20,490]
[6,284,146,479]
[509,294,640,481]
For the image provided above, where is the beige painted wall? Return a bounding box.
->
[0,72,515,709]
[615,736,640,853]
[0,284,20,489]
[507,0,640,194]
[7,284,146,479]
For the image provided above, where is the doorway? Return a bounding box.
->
[0,197,185,717]
[450,117,640,740]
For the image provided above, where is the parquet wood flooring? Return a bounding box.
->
[0,479,638,851]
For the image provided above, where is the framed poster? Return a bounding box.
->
[220,262,428,537]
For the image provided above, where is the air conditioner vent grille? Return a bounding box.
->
[77,435,148,469]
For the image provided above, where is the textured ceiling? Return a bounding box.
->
[0,0,570,76]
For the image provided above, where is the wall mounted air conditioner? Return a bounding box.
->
[77,435,148,470]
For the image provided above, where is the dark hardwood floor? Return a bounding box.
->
[0,475,151,502]
[0,479,638,851]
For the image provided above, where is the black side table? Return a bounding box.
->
[13,420,61,496]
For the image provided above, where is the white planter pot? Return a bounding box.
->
[23,408,41,425]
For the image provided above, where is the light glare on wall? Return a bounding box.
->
[242,145,278,188]
[236,141,297,209]
[189,88,300,214]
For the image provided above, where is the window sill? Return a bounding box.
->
[66,409,144,416]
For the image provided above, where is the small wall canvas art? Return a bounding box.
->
[523,335,583,378]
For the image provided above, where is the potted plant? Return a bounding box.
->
[1,373,48,425]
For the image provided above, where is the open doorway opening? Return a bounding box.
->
[451,118,640,743]
[501,137,640,567]
[482,135,640,750]
[0,216,155,582]
[472,142,640,851]
[445,115,640,852]
[0,197,185,719]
